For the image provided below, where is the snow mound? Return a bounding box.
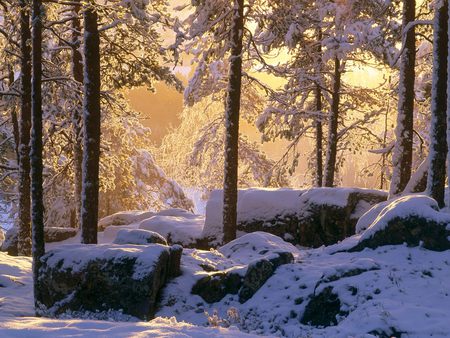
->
[113,229,167,245]
[219,232,300,265]
[358,195,450,241]
[98,210,155,230]
[139,214,204,246]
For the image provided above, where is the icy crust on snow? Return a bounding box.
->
[41,244,169,280]
[0,316,259,337]
[356,195,450,240]
[219,232,301,264]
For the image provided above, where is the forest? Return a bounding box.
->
[0,0,450,337]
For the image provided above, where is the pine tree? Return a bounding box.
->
[389,0,416,197]
[81,3,100,244]
[222,0,244,243]
[17,0,32,256]
[30,0,45,309]
[427,0,448,208]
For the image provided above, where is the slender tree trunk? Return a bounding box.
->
[8,68,20,164]
[324,57,341,187]
[427,0,448,208]
[222,0,244,244]
[30,0,45,310]
[389,0,416,197]
[81,5,100,244]
[315,85,323,187]
[71,0,83,228]
[314,29,323,187]
[17,0,32,256]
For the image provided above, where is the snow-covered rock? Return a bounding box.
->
[0,226,17,256]
[203,188,387,247]
[350,195,450,252]
[139,211,204,247]
[36,243,182,320]
[98,210,156,231]
[113,229,168,246]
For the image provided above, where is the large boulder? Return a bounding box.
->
[349,195,450,252]
[202,188,387,247]
[192,249,294,304]
[36,243,182,320]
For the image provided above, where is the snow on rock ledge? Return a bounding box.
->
[349,195,450,252]
[36,243,182,320]
[202,188,387,247]
[113,229,168,246]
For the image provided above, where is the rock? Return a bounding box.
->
[0,228,5,247]
[44,227,78,243]
[238,252,294,303]
[113,229,168,246]
[349,195,450,252]
[1,227,78,256]
[350,215,450,252]
[168,245,183,277]
[301,287,341,327]
[192,251,294,304]
[36,243,182,320]
[1,227,18,256]
[191,271,243,303]
[238,259,274,303]
[202,188,387,248]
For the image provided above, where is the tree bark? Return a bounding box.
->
[30,0,45,310]
[8,68,20,164]
[222,0,244,244]
[324,57,341,187]
[314,29,323,187]
[389,0,416,197]
[81,5,100,244]
[71,0,83,228]
[17,0,32,256]
[427,0,448,208]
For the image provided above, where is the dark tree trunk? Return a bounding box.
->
[8,68,20,164]
[17,0,32,256]
[81,6,100,244]
[222,0,244,244]
[314,29,323,187]
[30,0,45,310]
[427,0,448,208]
[71,0,83,228]
[389,0,416,197]
[324,57,341,187]
[315,85,323,187]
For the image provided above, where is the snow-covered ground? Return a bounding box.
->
[2,234,450,337]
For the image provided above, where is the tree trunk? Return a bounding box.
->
[324,57,341,187]
[71,0,83,228]
[81,5,100,244]
[17,0,32,256]
[8,68,20,164]
[314,29,323,187]
[389,0,416,197]
[222,0,244,244]
[427,0,448,208]
[30,0,45,310]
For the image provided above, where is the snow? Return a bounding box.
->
[139,213,204,246]
[113,229,167,245]
[356,195,450,241]
[41,243,170,280]
[219,232,301,264]
[98,210,156,229]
